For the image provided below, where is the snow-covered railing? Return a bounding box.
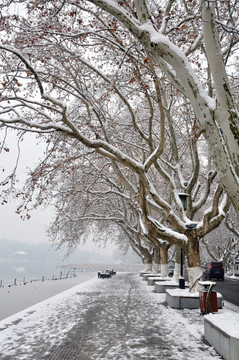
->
[0,271,76,288]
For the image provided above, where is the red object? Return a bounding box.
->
[199,289,218,314]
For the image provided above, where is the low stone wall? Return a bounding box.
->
[140,271,150,277]
[204,312,239,360]
[154,281,187,293]
[147,277,168,286]
[142,273,160,281]
[165,288,223,309]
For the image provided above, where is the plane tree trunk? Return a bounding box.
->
[160,246,168,278]
[185,231,202,292]
[173,245,181,283]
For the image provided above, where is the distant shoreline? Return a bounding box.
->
[0,263,142,285]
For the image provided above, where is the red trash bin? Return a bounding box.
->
[199,281,218,314]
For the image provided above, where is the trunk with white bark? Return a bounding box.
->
[160,247,168,278]
[173,246,181,282]
[152,263,160,274]
[187,267,202,293]
[152,247,160,274]
[144,262,152,272]
[161,264,168,278]
[186,232,202,292]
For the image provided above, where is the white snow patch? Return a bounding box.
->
[205,312,239,339]
[0,273,235,359]
[0,277,99,359]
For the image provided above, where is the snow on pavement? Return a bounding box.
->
[0,272,226,359]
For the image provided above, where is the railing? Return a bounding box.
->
[0,270,81,288]
[0,263,143,288]
[60,263,143,272]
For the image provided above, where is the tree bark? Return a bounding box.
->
[143,253,153,272]
[173,245,181,282]
[152,263,160,274]
[152,247,160,274]
[160,246,168,278]
[186,231,202,292]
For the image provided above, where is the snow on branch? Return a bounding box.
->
[147,216,188,244]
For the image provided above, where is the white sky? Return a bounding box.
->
[0,130,121,260]
[0,201,52,244]
[0,131,52,243]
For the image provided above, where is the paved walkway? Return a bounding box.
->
[0,273,222,360]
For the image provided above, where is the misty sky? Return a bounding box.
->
[0,131,119,258]
[0,201,52,244]
[0,131,51,244]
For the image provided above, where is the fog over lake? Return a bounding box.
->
[0,238,125,283]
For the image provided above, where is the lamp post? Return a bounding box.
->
[232,251,236,277]
[178,193,188,212]
[186,223,198,230]
[179,248,185,289]
[178,193,189,289]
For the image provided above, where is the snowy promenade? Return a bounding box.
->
[0,272,232,359]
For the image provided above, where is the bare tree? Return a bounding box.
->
[0,0,235,290]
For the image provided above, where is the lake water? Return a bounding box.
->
[0,238,118,284]
[0,256,98,286]
[1,259,68,284]
[0,238,98,284]
[0,273,96,321]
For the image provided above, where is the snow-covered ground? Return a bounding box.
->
[225,273,239,280]
[0,272,238,359]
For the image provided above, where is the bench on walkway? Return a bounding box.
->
[147,277,169,286]
[204,312,239,360]
[154,281,189,293]
[142,273,161,281]
[166,288,223,309]
[140,271,149,277]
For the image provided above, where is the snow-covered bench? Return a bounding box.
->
[204,312,239,360]
[166,288,223,309]
[154,280,189,293]
[140,271,149,277]
[142,273,160,281]
[147,277,168,286]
